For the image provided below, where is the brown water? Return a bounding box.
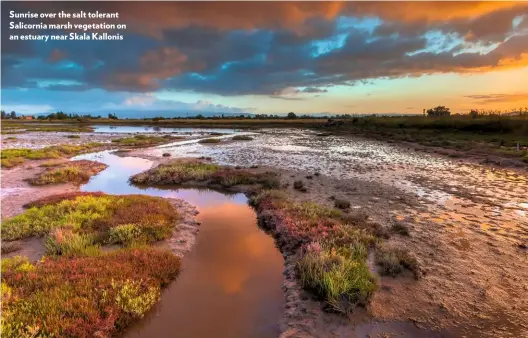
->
[73,151,284,338]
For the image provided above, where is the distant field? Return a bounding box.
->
[1,118,326,129]
[2,115,527,163]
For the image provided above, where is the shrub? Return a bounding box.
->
[293,180,305,190]
[334,199,351,209]
[375,245,420,278]
[1,248,180,338]
[108,224,144,246]
[44,228,101,257]
[113,279,160,318]
[66,135,80,139]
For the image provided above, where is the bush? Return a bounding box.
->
[334,199,351,209]
[375,245,420,278]
[293,180,305,190]
[44,228,100,257]
[108,224,144,246]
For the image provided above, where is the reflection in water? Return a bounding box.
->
[92,125,239,134]
[72,151,284,338]
[147,128,527,245]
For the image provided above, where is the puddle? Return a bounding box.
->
[92,125,240,134]
[73,151,284,338]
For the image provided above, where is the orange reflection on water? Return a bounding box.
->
[126,199,284,338]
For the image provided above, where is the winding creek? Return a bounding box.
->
[3,127,527,337]
[73,151,284,338]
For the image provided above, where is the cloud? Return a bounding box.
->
[103,94,255,115]
[1,1,528,100]
[464,93,528,103]
[300,87,328,93]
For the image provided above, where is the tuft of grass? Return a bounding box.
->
[198,138,222,144]
[131,160,280,189]
[297,243,376,314]
[0,157,25,168]
[44,228,100,257]
[1,242,21,254]
[0,143,104,168]
[2,194,179,243]
[250,189,385,314]
[232,135,254,141]
[375,244,421,279]
[1,248,180,338]
[111,135,182,147]
[65,134,80,139]
[28,160,107,185]
[6,136,17,140]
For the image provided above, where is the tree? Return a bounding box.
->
[10,111,16,119]
[1,110,5,119]
[426,106,451,117]
[286,112,297,119]
[108,113,118,120]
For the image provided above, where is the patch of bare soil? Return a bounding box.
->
[1,159,77,219]
[272,169,528,338]
[157,198,201,258]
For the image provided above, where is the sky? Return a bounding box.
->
[2,1,528,117]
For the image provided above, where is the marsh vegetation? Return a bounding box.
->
[28,160,107,185]
[1,143,104,168]
[1,193,182,337]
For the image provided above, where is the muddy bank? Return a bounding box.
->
[1,159,78,218]
[130,133,528,338]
